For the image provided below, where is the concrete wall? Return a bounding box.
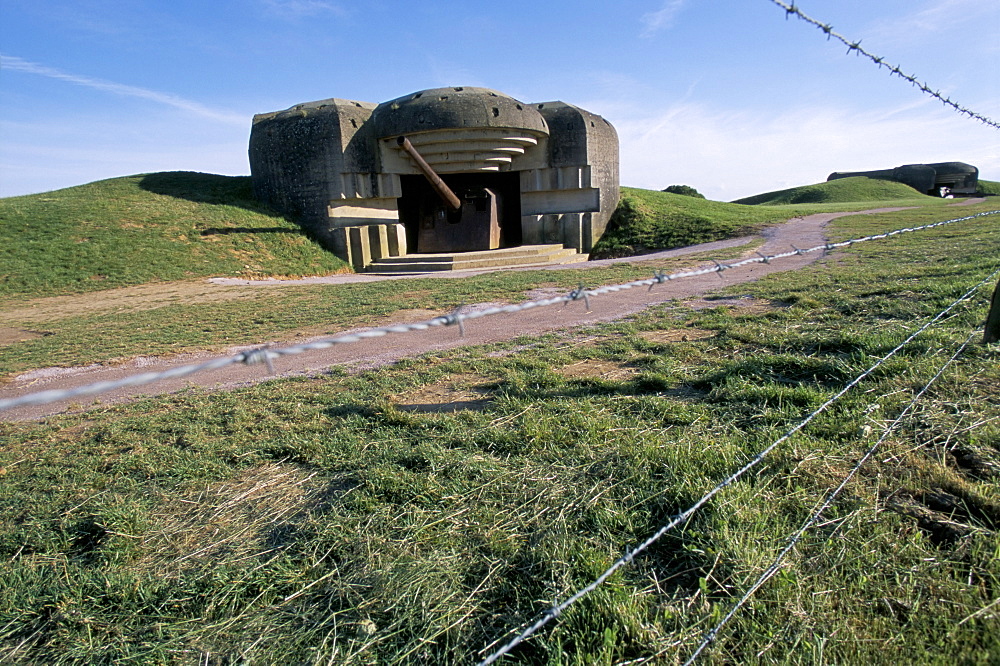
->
[249,88,620,270]
[827,161,979,195]
[531,102,620,249]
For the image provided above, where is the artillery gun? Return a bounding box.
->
[396,135,501,253]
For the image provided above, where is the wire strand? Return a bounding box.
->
[477,265,1000,665]
[682,328,980,664]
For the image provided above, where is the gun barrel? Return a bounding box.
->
[396,136,462,211]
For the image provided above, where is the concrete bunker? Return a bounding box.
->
[827,162,979,197]
[249,87,619,271]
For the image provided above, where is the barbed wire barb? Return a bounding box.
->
[648,270,674,291]
[439,305,468,337]
[568,284,592,312]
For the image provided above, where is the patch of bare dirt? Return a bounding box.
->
[2,281,261,324]
[682,296,790,313]
[557,359,640,381]
[640,328,716,343]
[378,308,445,325]
[394,374,494,413]
[888,496,976,546]
[0,327,52,347]
[950,446,1000,480]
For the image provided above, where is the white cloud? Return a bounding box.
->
[865,0,999,53]
[612,100,1000,200]
[0,55,247,126]
[641,0,686,37]
[869,0,972,39]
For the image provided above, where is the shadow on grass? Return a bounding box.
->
[139,171,316,239]
[201,226,302,236]
[139,171,262,208]
[496,376,710,405]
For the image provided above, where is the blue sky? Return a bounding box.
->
[1,0,998,201]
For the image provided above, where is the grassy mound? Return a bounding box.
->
[978,179,1000,195]
[0,172,348,302]
[591,187,805,259]
[733,176,931,205]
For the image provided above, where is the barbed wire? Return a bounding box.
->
[767,0,1000,130]
[1,210,996,413]
[477,265,1000,665]
[682,328,980,664]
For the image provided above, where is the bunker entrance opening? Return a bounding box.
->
[398,172,522,254]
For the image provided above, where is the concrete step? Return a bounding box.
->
[367,245,587,273]
[373,244,568,264]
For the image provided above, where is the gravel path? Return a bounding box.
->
[0,209,907,421]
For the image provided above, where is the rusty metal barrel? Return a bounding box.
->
[396,136,462,211]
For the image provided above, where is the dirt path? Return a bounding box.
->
[0,209,909,421]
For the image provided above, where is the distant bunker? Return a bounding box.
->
[827,162,978,197]
[249,87,620,272]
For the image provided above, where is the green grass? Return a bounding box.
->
[1,200,995,381]
[5,172,962,307]
[1,174,788,303]
[0,245,757,379]
[732,175,945,205]
[591,187,779,259]
[0,172,348,303]
[1,203,999,663]
[590,183,956,259]
[978,179,1000,196]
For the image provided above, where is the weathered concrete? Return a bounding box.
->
[249,88,619,271]
[828,162,979,196]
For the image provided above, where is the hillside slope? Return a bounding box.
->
[0,172,348,302]
[2,202,999,664]
[588,184,923,259]
[978,179,1000,195]
[590,188,793,259]
[731,176,934,205]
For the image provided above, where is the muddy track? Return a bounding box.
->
[0,209,910,421]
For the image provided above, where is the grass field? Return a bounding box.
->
[590,180,956,259]
[978,179,1000,196]
[0,172,348,303]
[1,187,999,663]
